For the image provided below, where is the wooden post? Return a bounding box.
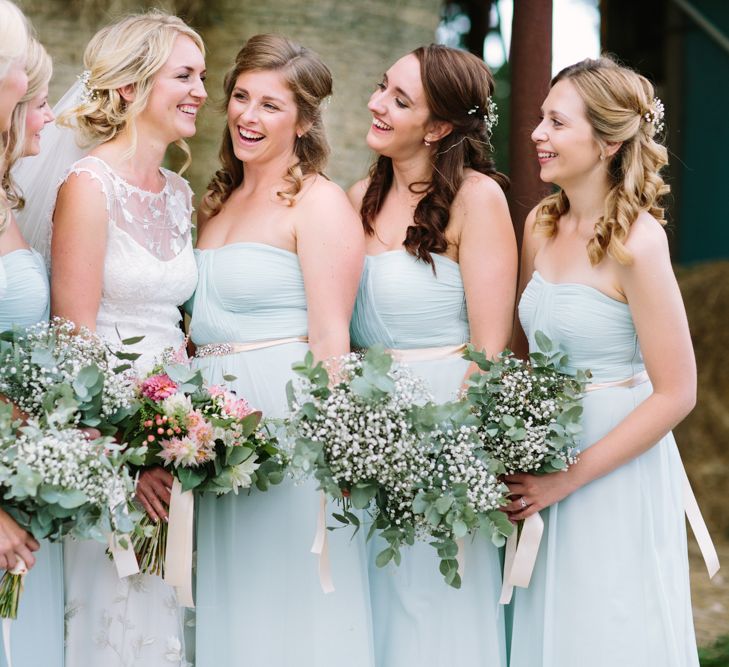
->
[508,0,554,247]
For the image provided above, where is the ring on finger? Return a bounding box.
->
[519,497,528,509]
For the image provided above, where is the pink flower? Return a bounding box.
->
[189,419,214,447]
[222,395,254,420]
[168,339,189,365]
[207,385,226,398]
[185,410,204,431]
[140,374,178,401]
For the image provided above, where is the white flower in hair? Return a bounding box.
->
[642,96,665,133]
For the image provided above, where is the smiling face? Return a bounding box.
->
[22,83,54,156]
[366,53,434,159]
[227,68,301,166]
[531,79,604,189]
[137,34,207,144]
[0,58,28,132]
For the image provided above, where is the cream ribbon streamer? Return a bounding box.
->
[456,537,466,578]
[682,465,720,578]
[163,479,195,607]
[2,558,27,667]
[311,492,335,593]
[108,531,139,579]
[499,513,544,604]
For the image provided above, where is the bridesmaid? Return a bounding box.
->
[507,57,699,666]
[189,34,374,667]
[348,45,517,666]
[0,33,62,667]
[49,13,206,667]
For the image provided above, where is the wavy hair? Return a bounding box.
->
[534,56,669,265]
[203,34,333,216]
[3,38,53,212]
[360,44,508,270]
[0,0,28,80]
[60,11,204,173]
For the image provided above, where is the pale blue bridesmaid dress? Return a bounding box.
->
[189,242,374,667]
[350,250,507,667]
[511,271,698,667]
[0,249,64,667]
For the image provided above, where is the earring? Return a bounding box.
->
[599,153,605,161]
[424,137,431,147]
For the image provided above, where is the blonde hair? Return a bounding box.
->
[3,38,53,212]
[203,34,332,217]
[534,56,669,265]
[62,11,205,172]
[0,0,29,80]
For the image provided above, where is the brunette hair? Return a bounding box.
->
[534,56,669,265]
[203,34,332,216]
[360,44,508,270]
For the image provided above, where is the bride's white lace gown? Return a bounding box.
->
[59,155,198,667]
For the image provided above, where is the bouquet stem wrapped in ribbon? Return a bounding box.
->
[120,362,286,606]
[287,346,512,589]
[464,331,590,603]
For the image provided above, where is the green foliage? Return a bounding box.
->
[700,636,729,666]
[287,349,512,588]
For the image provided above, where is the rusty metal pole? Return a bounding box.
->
[508,0,554,247]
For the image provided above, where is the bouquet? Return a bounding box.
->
[0,317,137,433]
[464,331,590,601]
[120,361,285,578]
[464,331,589,476]
[0,402,144,618]
[287,346,511,588]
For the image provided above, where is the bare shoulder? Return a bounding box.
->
[301,175,356,214]
[346,177,370,212]
[623,211,670,261]
[455,170,508,209]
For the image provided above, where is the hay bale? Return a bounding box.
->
[675,261,729,540]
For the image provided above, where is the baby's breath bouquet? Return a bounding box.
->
[0,401,144,619]
[0,317,137,433]
[464,331,589,475]
[287,346,511,588]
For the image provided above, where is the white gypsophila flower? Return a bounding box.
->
[0,318,136,423]
[476,357,578,474]
[2,425,135,522]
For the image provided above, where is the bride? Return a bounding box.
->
[44,12,206,667]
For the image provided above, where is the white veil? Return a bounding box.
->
[13,79,94,264]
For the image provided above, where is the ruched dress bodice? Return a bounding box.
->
[189,242,307,344]
[350,250,468,349]
[510,271,697,667]
[519,271,643,382]
[0,248,49,330]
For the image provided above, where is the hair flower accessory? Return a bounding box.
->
[468,99,499,136]
[642,96,665,133]
[78,69,97,104]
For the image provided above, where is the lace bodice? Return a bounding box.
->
[61,156,198,371]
